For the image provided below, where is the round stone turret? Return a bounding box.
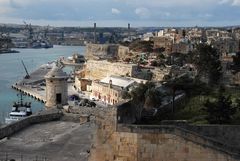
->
[44,65,68,108]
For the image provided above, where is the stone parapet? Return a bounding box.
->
[0,109,63,140]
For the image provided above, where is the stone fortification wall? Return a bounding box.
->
[89,103,240,161]
[0,110,62,140]
[85,44,130,61]
[84,60,138,80]
[183,125,240,149]
[118,45,130,61]
[85,44,119,60]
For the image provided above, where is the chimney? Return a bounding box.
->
[94,23,96,44]
[128,23,130,39]
[109,79,112,88]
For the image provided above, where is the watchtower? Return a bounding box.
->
[44,64,68,108]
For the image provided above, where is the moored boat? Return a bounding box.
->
[5,93,32,124]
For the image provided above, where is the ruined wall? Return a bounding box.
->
[84,60,138,80]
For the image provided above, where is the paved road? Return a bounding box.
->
[0,121,95,161]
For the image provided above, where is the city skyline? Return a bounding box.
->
[0,0,240,27]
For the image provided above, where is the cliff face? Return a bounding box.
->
[85,44,130,60]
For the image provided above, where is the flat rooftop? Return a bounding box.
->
[0,121,95,161]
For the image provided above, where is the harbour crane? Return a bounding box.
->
[23,21,33,40]
[21,60,30,79]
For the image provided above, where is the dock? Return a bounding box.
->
[12,84,46,103]
[12,63,80,103]
[11,63,54,103]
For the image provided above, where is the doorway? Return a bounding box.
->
[56,93,62,104]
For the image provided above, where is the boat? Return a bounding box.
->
[5,93,32,124]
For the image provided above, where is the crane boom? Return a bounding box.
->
[21,60,30,79]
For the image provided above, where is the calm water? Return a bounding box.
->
[0,45,85,123]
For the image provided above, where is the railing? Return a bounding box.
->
[0,152,48,161]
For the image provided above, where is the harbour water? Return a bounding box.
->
[0,45,85,123]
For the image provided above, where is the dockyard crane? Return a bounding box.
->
[21,60,30,79]
[23,21,33,40]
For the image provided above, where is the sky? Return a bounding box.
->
[0,0,240,27]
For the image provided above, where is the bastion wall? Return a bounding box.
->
[89,103,240,161]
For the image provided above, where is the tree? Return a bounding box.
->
[165,75,194,113]
[203,95,236,124]
[130,82,161,122]
[231,51,240,73]
[192,44,222,85]
[154,47,165,54]
[182,29,186,38]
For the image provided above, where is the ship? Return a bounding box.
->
[5,93,32,124]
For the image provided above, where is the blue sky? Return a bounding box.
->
[0,0,240,27]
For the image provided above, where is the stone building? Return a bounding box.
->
[153,36,173,54]
[172,42,191,54]
[44,65,68,108]
[85,43,119,60]
[90,76,135,105]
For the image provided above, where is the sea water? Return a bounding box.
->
[0,45,85,123]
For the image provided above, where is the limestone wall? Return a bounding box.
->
[85,44,130,61]
[118,46,130,61]
[90,124,240,161]
[89,104,240,161]
[151,67,171,81]
[85,44,119,60]
[183,125,240,148]
[84,60,138,80]
[45,79,68,107]
[0,110,62,140]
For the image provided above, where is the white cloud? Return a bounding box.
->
[135,7,150,18]
[218,0,230,4]
[218,0,240,5]
[111,8,120,14]
[232,0,240,6]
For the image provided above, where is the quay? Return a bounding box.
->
[11,62,80,104]
[11,63,54,103]
[12,84,46,103]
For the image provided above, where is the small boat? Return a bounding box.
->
[5,93,32,124]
